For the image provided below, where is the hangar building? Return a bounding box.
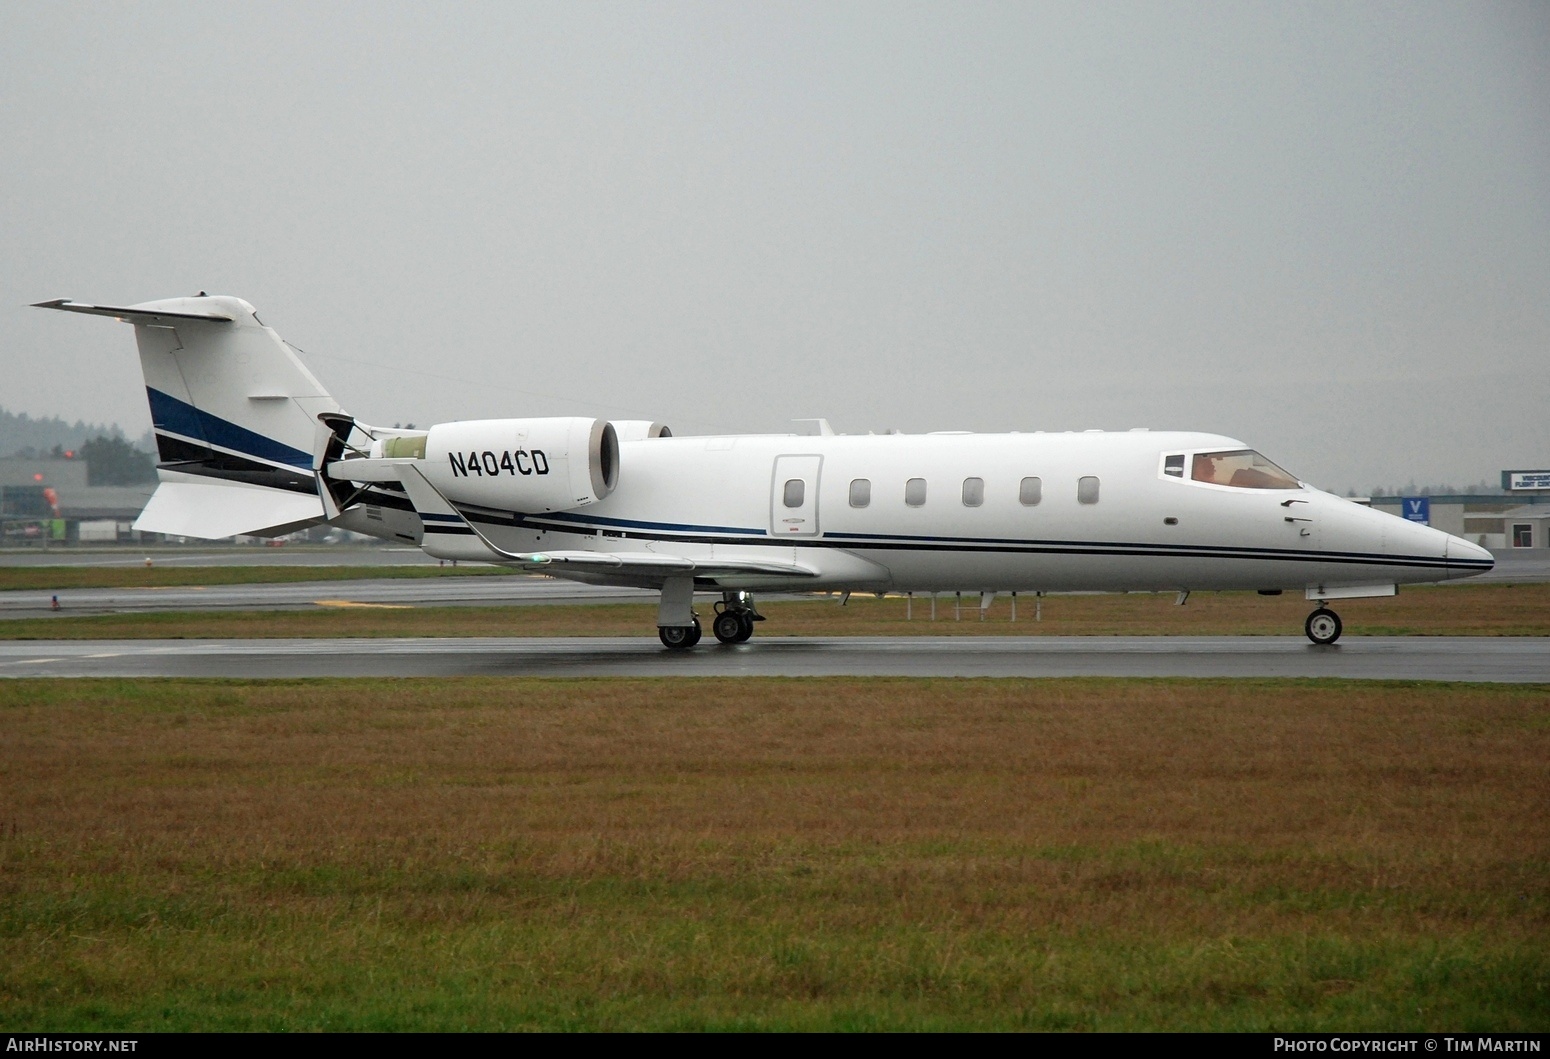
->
[0,457,154,543]
[1368,470,1550,550]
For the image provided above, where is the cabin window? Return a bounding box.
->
[905,478,927,507]
[783,479,804,507]
[849,479,871,508]
[1164,454,1185,478]
[1191,450,1300,489]
[1078,476,1100,504]
[962,477,984,507]
[1019,477,1042,506]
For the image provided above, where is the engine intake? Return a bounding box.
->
[611,420,672,441]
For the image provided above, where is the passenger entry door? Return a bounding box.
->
[771,455,822,537]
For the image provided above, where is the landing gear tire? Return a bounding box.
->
[712,610,743,645]
[1305,607,1342,646]
[713,593,760,645]
[659,617,702,650]
[713,610,756,644]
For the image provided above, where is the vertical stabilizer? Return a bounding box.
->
[35,295,338,537]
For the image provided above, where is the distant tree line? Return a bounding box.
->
[1,407,156,466]
[1360,481,1498,498]
[80,435,157,485]
[1,406,123,457]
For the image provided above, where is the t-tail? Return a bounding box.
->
[34,295,341,538]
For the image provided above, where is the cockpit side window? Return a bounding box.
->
[1163,454,1185,478]
[1190,450,1300,490]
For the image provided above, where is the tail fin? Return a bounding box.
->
[35,295,340,538]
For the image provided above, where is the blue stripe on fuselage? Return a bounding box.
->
[146,387,312,470]
[533,508,765,536]
[488,510,1472,571]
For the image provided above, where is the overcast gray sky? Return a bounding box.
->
[3,1,1546,492]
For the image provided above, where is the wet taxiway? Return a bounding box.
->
[0,635,1543,681]
[0,546,441,568]
[0,577,651,618]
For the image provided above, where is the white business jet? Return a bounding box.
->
[36,294,1494,647]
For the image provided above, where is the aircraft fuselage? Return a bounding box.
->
[419,429,1490,595]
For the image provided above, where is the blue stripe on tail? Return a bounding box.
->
[146,387,313,470]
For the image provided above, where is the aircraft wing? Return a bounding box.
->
[514,550,818,579]
[391,464,817,581]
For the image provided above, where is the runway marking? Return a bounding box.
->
[313,599,415,609]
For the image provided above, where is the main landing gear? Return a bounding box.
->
[1305,606,1343,646]
[711,592,762,645]
[658,618,702,649]
[659,591,763,649]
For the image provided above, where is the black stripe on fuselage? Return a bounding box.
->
[452,505,1484,573]
[157,433,418,515]
[156,434,317,495]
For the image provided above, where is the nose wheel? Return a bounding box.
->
[1305,607,1342,645]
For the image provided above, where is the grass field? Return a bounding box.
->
[1,676,1546,1030]
[5,581,1548,640]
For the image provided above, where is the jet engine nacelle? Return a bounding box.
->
[420,417,619,511]
[611,420,672,441]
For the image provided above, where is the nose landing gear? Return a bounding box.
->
[712,592,762,644]
[1305,607,1342,646]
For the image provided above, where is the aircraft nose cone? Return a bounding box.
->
[1447,534,1495,574]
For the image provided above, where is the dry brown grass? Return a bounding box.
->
[1,677,1546,1029]
[7,581,1548,639]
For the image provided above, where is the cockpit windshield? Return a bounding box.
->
[1190,450,1301,490]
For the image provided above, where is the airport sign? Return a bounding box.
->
[1505,470,1550,491]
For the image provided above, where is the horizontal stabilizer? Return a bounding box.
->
[33,299,235,324]
[134,481,324,539]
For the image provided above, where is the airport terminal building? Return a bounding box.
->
[1368,471,1550,551]
[0,456,154,543]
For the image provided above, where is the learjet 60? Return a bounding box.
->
[36,294,1494,646]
